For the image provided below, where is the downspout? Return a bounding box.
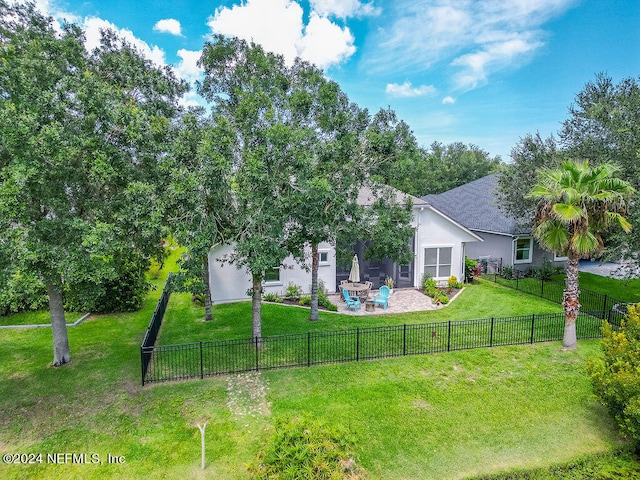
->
[415,207,423,287]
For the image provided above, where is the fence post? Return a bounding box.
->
[307,331,311,368]
[254,336,259,372]
[447,321,452,352]
[516,275,519,290]
[603,295,608,319]
[356,327,360,361]
[541,278,544,297]
[200,342,204,380]
[140,347,145,386]
[403,324,407,356]
[530,314,535,343]
[490,317,494,347]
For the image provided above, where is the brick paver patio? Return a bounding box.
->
[328,288,463,316]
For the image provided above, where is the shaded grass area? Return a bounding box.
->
[0,310,85,327]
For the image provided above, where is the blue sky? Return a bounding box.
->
[32,0,640,160]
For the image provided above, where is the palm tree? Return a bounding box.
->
[527,161,635,349]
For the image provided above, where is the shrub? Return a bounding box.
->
[422,272,437,291]
[440,294,450,305]
[464,257,479,282]
[530,258,563,281]
[587,303,640,448]
[500,265,514,280]
[448,275,462,289]
[263,293,282,303]
[248,415,366,480]
[0,270,48,316]
[299,296,312,306]
[285,283,303,300]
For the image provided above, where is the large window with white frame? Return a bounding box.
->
[514,237,533,264]
[424,247,452,278]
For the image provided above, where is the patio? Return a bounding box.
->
[328,288,463,316]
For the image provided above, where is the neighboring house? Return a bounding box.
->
[208,185,483,304]
[422,173,567,274]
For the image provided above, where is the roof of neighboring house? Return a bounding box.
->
[422,173,526,236]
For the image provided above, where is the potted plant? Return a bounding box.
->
[384,276,394,295]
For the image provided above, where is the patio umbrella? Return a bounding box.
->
[348,254,360,283]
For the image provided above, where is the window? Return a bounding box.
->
[514,237,533,264]
[318,250,330,265]
[424,247,452,278]
[264,267,281,283]
[553,253,568,261]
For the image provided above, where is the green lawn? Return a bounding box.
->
[575,271,640,304]
[160,279,563,345]
[0,261,636,479]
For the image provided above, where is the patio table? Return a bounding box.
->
[343,282,370,303]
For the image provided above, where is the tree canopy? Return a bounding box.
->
[527,160,634,348]
[0,2,186,365]
[498,73,640,274]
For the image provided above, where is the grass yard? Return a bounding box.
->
[575,271,640,304]
[159,279,563,345]
[0,257,637,479]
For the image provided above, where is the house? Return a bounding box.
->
[208,185,483,304]
[422,173,567,274]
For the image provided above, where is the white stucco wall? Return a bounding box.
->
[208,242,336,304]
[413,206,482,284]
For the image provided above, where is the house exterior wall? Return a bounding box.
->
[464,232,513,267]
[413,207,481,284]
[208,242,336,304]
[465,231,566,273]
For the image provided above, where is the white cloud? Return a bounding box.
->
[175,49,203,84]
[298,13,356,69]
[153,18,183,36]
[385,81,436,97]
[309,0,380,19]
[442,96,456,104]
[83,17,167,67]
[368,0,577,90]
[207,0,356,69]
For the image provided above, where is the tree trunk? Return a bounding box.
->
[251,273,262,341]
[562,254,581,349]
[309,242,319,322]
[46,280,71,366]
[203,257,213,321]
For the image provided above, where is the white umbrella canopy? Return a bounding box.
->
[348,254,360,283]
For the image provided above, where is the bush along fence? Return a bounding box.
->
[483,273,630,321]
[141,310,612,386]
[140,273,173,383]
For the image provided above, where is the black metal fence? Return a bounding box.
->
[484,273,629,321]
[141,311,611,385]
[140,274,173,383]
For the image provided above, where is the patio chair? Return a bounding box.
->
[342,288,360,311]
[373,285,390,310]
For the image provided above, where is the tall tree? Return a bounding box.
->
[527,161,634,349]
[164,109,234,321]
[496,133,563,229]
[559,73,640,272]
[0,3,186,365]
[198,36,310,339]
[281,61,374,322]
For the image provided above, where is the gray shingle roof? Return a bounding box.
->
[422,173,524,236]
